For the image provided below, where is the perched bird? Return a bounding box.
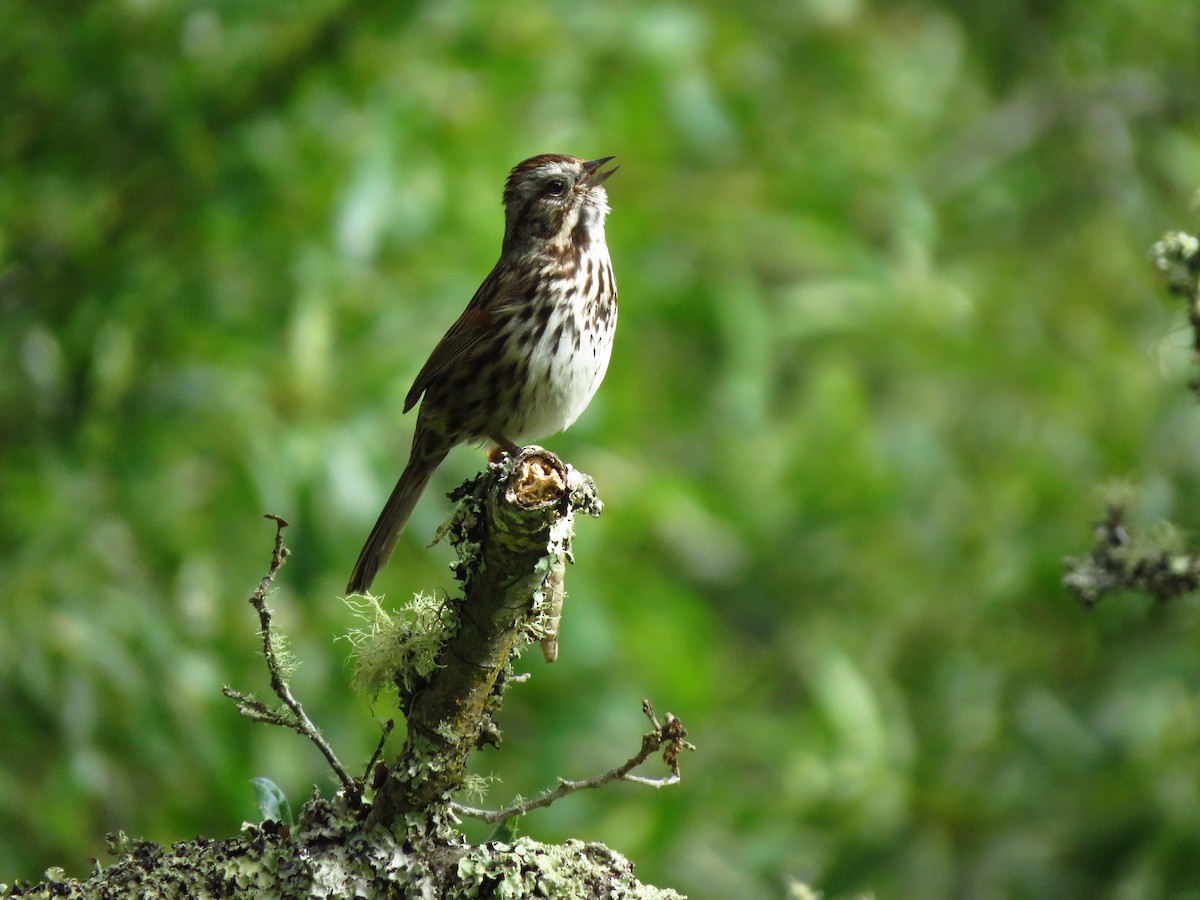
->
[347,154,619,594]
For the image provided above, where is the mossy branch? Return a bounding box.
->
[1063,229,1200,607]
[13,453,690,898]
[1063,502,1200,606]
[366,446,602,826]
[1150,230,1200,376]
[16,808,684,899]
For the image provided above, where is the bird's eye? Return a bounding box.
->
[544,178,567,197]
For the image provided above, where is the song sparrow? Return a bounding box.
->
[346,154,619,594]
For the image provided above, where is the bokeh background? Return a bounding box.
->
[5,1,1200,897]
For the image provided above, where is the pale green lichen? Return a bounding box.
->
[9,828,684,898]
[1152,229,1200,296]
[267,626,299,680]
[342,592,455,696]
[516,470,587,650]
[458,772,498,803]
[452,837,685,900]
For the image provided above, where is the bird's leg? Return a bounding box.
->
[488,434,521,463]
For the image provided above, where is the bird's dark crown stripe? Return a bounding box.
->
[510,154,577,175]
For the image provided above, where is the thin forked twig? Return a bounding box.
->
[450,700,695,825]
[223,515,353,792]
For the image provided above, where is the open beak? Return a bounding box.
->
[580,155,618,188]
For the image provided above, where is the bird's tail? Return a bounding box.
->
[346,443,449,595]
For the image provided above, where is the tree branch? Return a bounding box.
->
[1063,230,1200,606]
[1150,230,1200,377]
[222,515,353,793]
[17,466,689,898]
[366,447,602,826]
[450,700,695,825]
[1063,502,1200,606]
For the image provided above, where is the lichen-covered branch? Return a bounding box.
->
[1063,502,1200,606]
[1151,231,1200,375]
[1062,229,1200,607]
[14,455,691,899]
[17,803,684,899]
[367,446,601,826]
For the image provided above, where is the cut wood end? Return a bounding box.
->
[508,449,568,509]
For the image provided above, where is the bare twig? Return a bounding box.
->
[363,719,395,781]
[450,700,695,825]
[223,515,353,793]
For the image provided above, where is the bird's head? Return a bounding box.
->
[501,154,618,255]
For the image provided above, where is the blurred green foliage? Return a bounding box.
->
[3,1,1200,897]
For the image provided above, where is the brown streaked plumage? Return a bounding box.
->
[346,154,619,595]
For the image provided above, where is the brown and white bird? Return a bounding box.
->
[346,154,619,595]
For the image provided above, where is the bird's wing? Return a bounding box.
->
[403,262,525,413]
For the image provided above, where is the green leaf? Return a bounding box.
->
[250,777,293,826]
